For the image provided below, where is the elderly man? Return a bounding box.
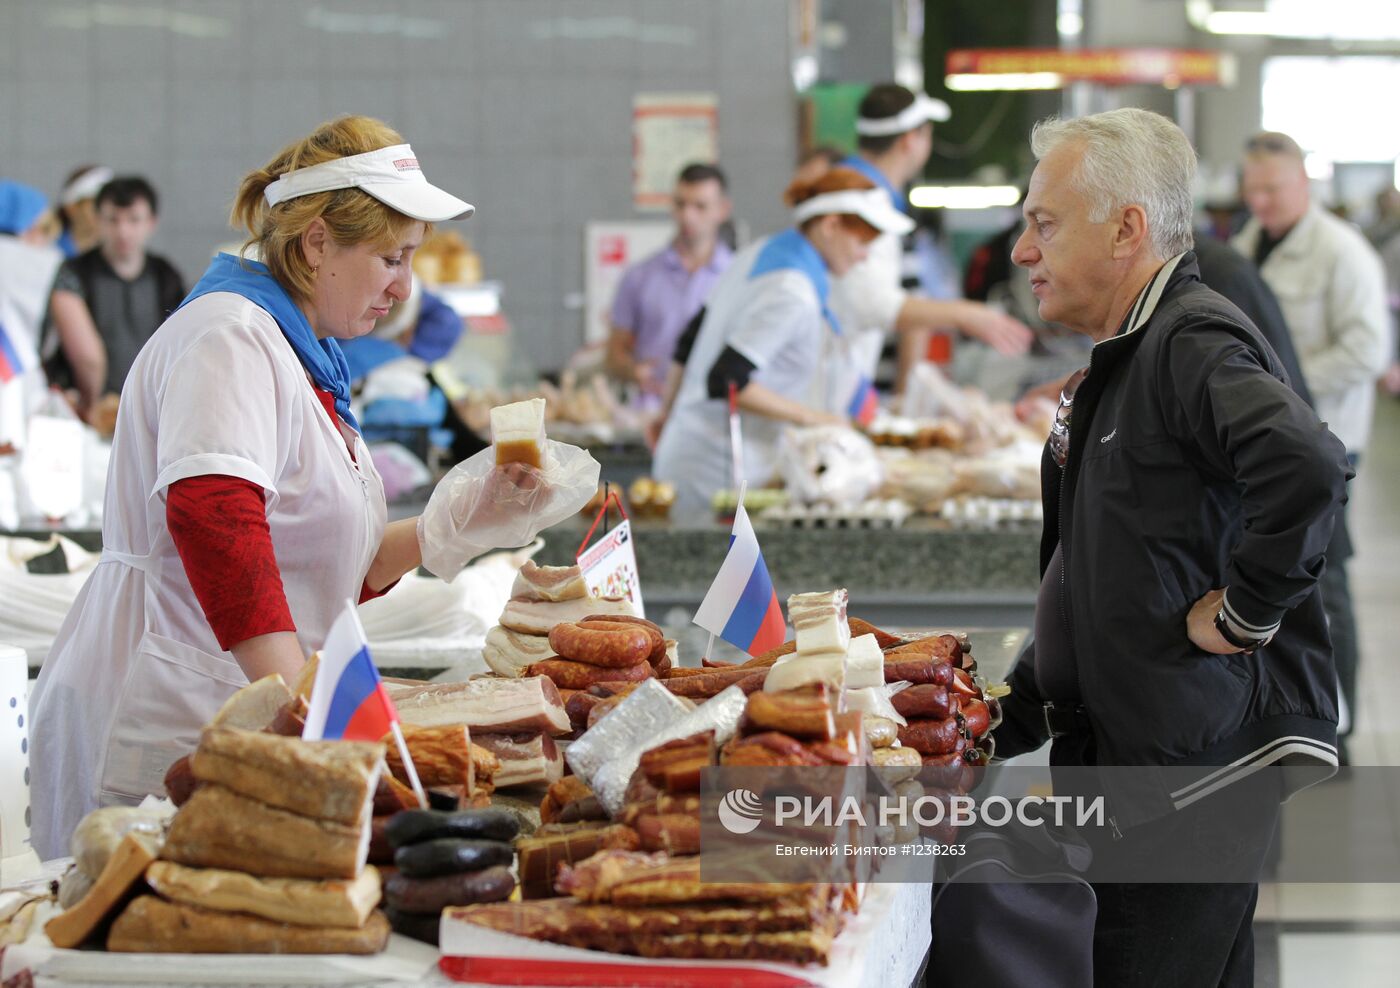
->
[993,109,1349,986]
[1232,133,1389,753]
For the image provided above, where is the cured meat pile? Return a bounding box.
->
[482,561,641,676]
[450,850,851,965]
[49,728,392,955]
[385,676,570,789]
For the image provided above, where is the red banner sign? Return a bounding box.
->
[946,48,1234,86]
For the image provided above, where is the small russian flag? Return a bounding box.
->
[693,504,786,657]
[302,602,399,743]
[847,375,878,427]
[0,322,26,384]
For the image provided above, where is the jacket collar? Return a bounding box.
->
[1098,251,1192,346]
[1268,204,1322,262]
[1243,205,1321,263]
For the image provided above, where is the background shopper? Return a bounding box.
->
[45,176,185,416]
[606,163,732,406]
[1233,131,1389,754]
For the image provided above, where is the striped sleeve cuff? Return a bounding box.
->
[1221,588,1282,644]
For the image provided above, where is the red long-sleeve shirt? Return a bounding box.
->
[166,386,395,651]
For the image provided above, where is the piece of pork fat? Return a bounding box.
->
[511,561,590,603]
[497,595,638,636]
[472,733,564,788]
[386,677,571,736]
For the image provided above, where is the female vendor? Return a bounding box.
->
[652,168,913,520]
[30,116,518,857]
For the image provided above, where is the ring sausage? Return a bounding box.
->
[890,684,952,720]
[393,838,514,879]
[950,667,980,698]
[384,865,516,914]
[897,717,962,755]
[525,657,654,690]
[548,620,655,668]
[884,659,954,687]
[957,697,991,738]
[582,614,668,666]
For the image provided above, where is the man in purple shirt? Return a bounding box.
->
[607,163,732,404]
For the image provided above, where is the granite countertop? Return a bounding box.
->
[539,516,1041,599]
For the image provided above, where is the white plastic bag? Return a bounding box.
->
[417,440,600,581]
[776,425,882,508]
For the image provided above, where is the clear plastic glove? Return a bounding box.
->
[416,440,600,581]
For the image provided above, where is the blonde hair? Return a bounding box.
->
[231,115,431,303]
[783,166,883,241]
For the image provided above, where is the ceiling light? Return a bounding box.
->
[909,186,1022,209]
[1203,11,1275,34]
[945,72,1064,91]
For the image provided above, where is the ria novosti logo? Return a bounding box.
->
[718,788,764,834]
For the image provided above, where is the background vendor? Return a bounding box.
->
[829,83,1032,394]
[28,116,533,858]
[652,167,913,521]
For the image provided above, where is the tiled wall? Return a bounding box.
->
[0,0,799,372]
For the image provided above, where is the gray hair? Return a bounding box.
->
[1029,108,1196,259]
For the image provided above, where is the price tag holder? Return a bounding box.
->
[576,486,644,617]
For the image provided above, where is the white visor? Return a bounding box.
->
[263,143,474,222]
[61,166,113,206]
[792,188,915,236]
[855,93,951,136]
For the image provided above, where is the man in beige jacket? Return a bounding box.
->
[1233,131,1390,755]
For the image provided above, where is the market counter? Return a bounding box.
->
[5,516,1041,657]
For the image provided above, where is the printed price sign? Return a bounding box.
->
[578,519,644,616]
[576,489,644,616]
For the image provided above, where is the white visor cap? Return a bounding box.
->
[855,93,951,137]
[61,166,114,206]
[263,144,473,222]
[792,188,915,236]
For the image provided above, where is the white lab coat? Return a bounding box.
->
[28,291,387,858]
[1233,206,1390,452]
[653,237,830,521]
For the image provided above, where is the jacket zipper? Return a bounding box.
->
[1058,352,1125,842]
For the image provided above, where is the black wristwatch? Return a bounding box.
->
[1214,610,1266,652]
